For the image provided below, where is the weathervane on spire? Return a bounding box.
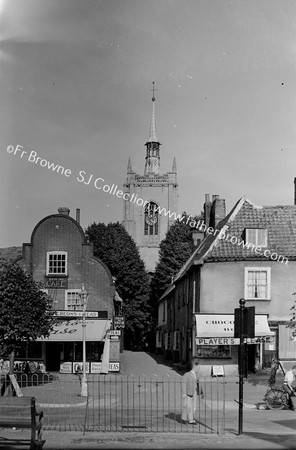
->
[150,81,157,102]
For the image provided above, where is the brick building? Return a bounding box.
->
[15,207,123,374]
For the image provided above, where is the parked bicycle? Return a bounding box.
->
[264,385,289,410]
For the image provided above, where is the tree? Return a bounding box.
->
[0,261,55,375]
[150,213,202,307]
[85,222,151,350]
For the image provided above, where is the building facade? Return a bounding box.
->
[157,195,296,375]
[122,84,178,273]
[14,207,123,374]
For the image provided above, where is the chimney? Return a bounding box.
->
[210,196,226,228]
[204,194,212,227]
[76,208,80,224]
[191,230,204,253]
[58,207,70,216]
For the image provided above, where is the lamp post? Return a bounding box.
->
[79,283,89,397]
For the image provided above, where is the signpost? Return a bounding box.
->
[234,299,255,435]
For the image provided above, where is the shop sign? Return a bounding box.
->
[90,362,120,373]
[60,362,72,374]
[109,330,121,336]
[211,366,225,377]
[109,362,120,371]
[73,362,90,374]
[195,314,273,339]
[44,277,68,289]
[55,310,99,318]
[113,316,125,328]
[245,336,275,344]
[91,362,102,374]
[110,335,120,341]
[196,336,275,346]
[196,338,240,346]
[59,362,120,374]
[38,319,109,342]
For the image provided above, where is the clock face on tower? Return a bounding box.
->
[145,214,157,226]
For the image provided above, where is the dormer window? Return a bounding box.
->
[245,229,267,247]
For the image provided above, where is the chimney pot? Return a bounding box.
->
[76,208,80,224]
[58,207,70,216]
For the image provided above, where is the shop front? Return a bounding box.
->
[37,311,120,373]
[195,313,274,373]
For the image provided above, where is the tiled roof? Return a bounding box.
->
[174,197,295,283]
[0,246,22,262]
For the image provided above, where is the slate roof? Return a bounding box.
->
[174,197,296,284]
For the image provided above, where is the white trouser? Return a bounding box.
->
[181,393,195,422]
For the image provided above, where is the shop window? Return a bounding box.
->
[162,301,166,323]
[196,345,231,359]
[66,290,84,310]
[173,331,180,351]
[46,251,67,275]
[15,342,42,359]
[244,267,271,300]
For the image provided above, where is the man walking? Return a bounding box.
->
[181,359,201,424]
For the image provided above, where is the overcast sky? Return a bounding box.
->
[1,0,296,247]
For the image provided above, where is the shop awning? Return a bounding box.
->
[37,319,110,342]
[195,313,273,344]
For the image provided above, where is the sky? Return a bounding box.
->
[0,0,296,247]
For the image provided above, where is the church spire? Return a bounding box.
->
[127,157,133,174]
[144,82,161,175]
[148,81,158,142]
[172,157,177,173]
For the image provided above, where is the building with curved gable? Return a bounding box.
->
[15,207,122,374]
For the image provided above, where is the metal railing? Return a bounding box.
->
[1,373,225,434]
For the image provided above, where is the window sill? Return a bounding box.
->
[45,274,68,278]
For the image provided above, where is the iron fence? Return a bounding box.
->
[1,373,226,434]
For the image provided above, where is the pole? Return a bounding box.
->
[80,284,88,397]
[238,298,245,435]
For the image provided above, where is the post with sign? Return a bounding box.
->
[79,283,89,397]
[234,299,255,435]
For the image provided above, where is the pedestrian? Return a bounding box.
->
[181,359,201,425]
[283,364,296,410]
[268,356,279,385]
[75,364,83,386]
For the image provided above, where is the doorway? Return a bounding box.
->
[45,343,61,371]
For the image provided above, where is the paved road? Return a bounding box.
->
[1,351,296,449]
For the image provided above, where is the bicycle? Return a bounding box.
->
[264,385,291,410]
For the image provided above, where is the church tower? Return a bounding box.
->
[122,83,178,273]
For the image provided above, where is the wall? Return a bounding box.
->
[200,260,296,320]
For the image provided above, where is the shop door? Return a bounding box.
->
[247,344,256,373]
[46,343,61,372]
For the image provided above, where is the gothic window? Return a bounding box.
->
[144,202,159,235]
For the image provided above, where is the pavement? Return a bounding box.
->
[1,352,296,449]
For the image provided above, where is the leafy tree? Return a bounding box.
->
[150,213,202,308]
[0,261,55,375]
[85,222,151,350]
